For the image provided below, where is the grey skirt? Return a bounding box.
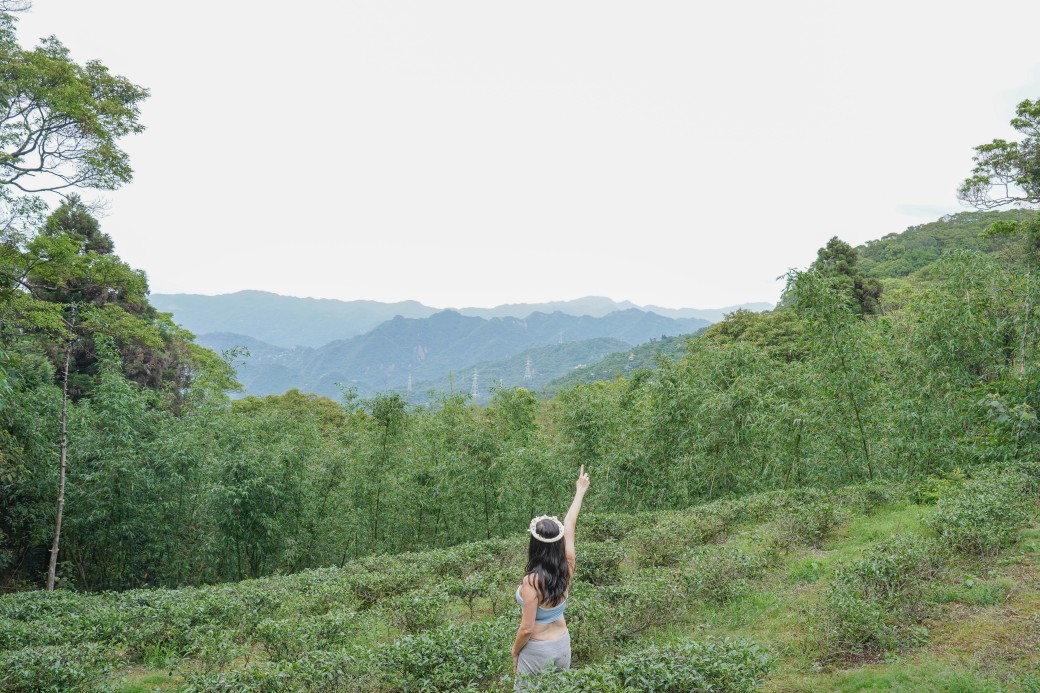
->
[515,631,571,690]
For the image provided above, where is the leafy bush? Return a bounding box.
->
[0,643,119,693]
[736,489,797,523]
[815,536,941,661]
[446,572,494,618]
[346,564,428,609]
[911,468,967,505]
[384,589,447,634]
[421,537,524,579]
[925,472,1033,556]
[255,608,362,661]
[567,573,684,663]
[520,638,774,692]
[582,512,648,542]
[682,546,769,604]
[375,617,513,690]
[633,509,730,567]
[767,501,842,553]
[840,482,901,515]
[576,541,626,586]
[182,649,373,693]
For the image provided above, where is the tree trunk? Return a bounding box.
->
[46,345,71,591]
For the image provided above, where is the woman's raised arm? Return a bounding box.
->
[563,465,590,569]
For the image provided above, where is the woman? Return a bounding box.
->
[512,464,590,685]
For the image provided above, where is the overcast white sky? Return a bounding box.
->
[13,1,1040,310]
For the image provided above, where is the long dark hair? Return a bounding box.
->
[524,518,570,606]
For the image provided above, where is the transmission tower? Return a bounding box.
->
[471,369,479,398]
[524,355,533,381]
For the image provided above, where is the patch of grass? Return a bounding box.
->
[111,670,183,692]
[789,558,826,585]
[767,657,1005,692]
[930,577,1013,607]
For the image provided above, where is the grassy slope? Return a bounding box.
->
[51,480,1032,692]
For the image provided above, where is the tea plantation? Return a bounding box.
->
[3,467,1039,692]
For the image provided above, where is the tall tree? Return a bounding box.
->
[959,98,1040,445]
[959,98,1040,211]
[0,12,147,201]
[808,237,883,315]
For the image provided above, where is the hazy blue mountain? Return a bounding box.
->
[151,291,438,348]
[153,291,771,348]
[630,302,774,322]
[202,308,712,400]
[454,297,774,322]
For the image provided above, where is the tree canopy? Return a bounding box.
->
[959,98,1040,210]
[0,10,147,235]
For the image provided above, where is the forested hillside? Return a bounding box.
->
[858,208,1037,278]
[3,3,1040,690]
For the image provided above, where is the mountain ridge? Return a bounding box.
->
[195,307,713,400]
[152,291,771,349]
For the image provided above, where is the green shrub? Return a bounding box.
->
[576,541,626,586]
[911,468,967,505]
[375,617,513,690]
[254,608,362,661]
[420,537,524,579]
[735,489,796,523]
[446,572,494,618]
[567,573,684,663]
[815,536,941,661]
[582,512,640,542]
[925,472,1033,556]
[682,546,769,604]
[0,643,119,693]
[767,501,842,553]
[384,589,447,634]
[633,510,729,568]
[346,564,427,609]
[521,638,774,692]
[182,649,373,693]
[840,482,900,514]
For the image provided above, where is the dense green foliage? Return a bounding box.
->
[857,209,1036,279]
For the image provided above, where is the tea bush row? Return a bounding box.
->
[924,471,1034,557]
[0,643,120,693]
[182,617,516,692]
[681,546,770,604]
[520,638,775,693]
[567,571,686,662]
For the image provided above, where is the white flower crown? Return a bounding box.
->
[529,515,565,543]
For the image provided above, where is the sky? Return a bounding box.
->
[12,1,1040,310]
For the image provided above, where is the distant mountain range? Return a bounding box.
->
[150,291,772,401]
[151,291,771,349]
[195,309,713,401]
